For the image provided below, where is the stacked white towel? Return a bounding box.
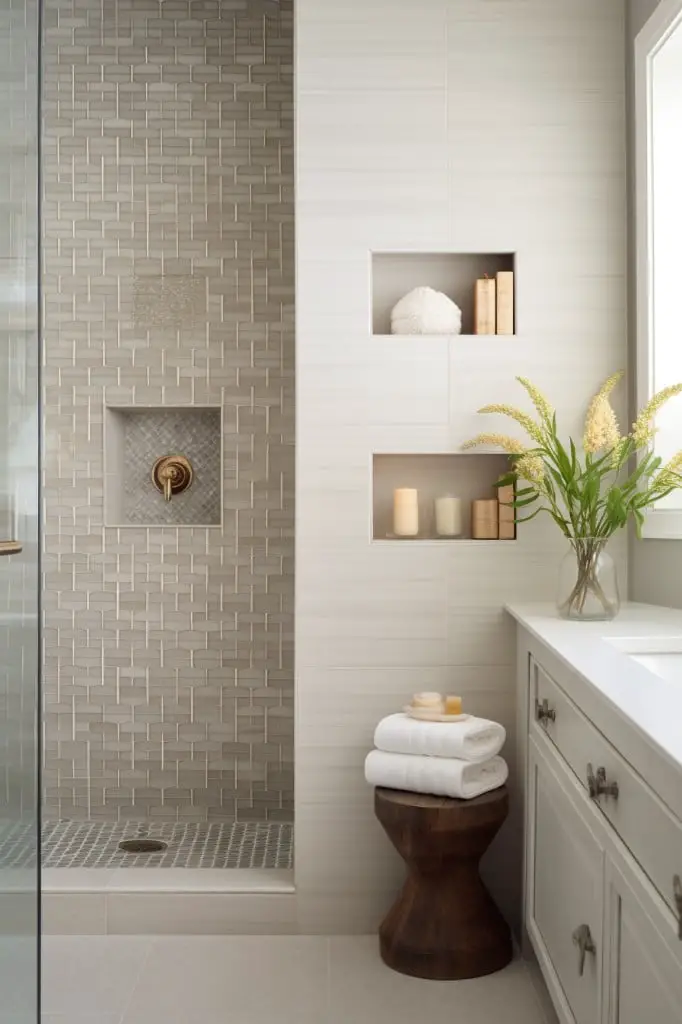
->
[364,713,508,800]
[374,713,505,763]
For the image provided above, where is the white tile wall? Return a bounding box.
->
[295,0,627,934]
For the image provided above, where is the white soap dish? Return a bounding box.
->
[403,706,471,723]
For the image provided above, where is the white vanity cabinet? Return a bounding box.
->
[513,617,682,1024]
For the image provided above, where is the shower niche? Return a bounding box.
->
[104,406,222,527]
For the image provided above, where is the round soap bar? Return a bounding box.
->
[412,692,443,709]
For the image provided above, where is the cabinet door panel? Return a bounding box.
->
[529,739,603,1024]
[606,858,682,1024]
[532,661,682,919]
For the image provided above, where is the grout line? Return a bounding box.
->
[518,955,558,1024]
[117,936,157,1023]
[326,935,333,1023]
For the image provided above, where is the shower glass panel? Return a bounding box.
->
[0,0,42,1019]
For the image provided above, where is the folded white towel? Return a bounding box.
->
[364,750,508,800]
[374,713,506,763]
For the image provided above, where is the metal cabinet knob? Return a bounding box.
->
[674,875,682,940]
[535,697,556,725]
[586,763,619,800]
[572,923,597,976]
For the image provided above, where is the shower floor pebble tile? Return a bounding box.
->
[42,936,550,1024]
[0,821,293,869]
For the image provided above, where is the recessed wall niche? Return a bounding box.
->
[373,453,513,541]
[372,252,516,336]
[105,407,222,527]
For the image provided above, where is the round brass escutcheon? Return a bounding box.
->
[151,454,194,502]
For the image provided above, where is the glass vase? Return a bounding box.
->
[557,538,620,621]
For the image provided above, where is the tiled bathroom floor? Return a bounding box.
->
[0,821,293,869]
[42,935,551,1024]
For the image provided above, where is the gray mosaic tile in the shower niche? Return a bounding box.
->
[121,408,222,526]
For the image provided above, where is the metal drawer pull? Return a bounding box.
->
[674,875,682,940]
[535,697,556,724]
[587,763,619,800]
[572,923,596,976]
[0,541,22,557]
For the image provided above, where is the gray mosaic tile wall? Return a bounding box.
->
[42,0,295,823]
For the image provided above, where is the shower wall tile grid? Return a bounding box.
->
[42,0,295,822]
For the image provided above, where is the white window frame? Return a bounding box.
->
[635,0,682,538]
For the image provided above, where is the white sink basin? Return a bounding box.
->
[606,637,682,682]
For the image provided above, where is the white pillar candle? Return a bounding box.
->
[435,495,462,537]
[393,488,419,537]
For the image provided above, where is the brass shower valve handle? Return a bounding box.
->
[152,455,193,502]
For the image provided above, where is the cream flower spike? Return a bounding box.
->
[610,435,631,468]
[632,383,682,448]
[461,433,526,455]
[476,404,545,445]
[583,371,624,453]
[516,454,545,484]
[584,396,620,453]
[653,450,682,490]
[595,370,625,401]
[516,377,553,424]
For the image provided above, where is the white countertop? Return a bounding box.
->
[506,602,682,779]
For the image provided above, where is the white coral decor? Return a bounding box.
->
[390,286,462,335]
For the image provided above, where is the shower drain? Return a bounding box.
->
[118,838,168,854]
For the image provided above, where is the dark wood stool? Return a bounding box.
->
[375,786,512,980]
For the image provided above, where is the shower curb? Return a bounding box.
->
[41,868,297,935]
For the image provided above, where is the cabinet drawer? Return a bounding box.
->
[528,738,603,1024]
[531,659,682,918]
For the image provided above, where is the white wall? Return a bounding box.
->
[295,0,627,934]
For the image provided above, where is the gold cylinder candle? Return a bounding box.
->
[393,488,419,537]
[472,498,499,539]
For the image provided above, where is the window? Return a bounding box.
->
[636,0,682,537]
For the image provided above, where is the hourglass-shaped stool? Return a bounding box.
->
[374,786,512,980]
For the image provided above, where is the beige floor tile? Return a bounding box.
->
[327,937,548,1024]
[0,936,39,1020]
[123,936,330,1024]
[41,935,550,1024]
[41,936,152,1017]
